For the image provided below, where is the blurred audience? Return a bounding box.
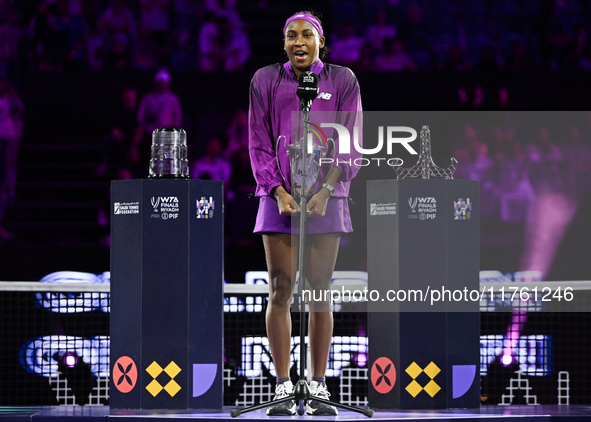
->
[0,6,24,81]
[0,80,23,241]
[96,86,138,181]
[133,68,182,177]
[440,44,471,72]
[329,20,365,70]
[374,37,416,72]
[396,2,437,70]
[366,7,397,50]
[224,108,248,160]
[1,0,591,74]
[192,137,231,189]
[226,146,257,246]
[198,11,250,72]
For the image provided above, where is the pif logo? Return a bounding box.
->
[113,356,138,393]
[371,357,396,394]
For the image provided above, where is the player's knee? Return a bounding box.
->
[268,272,293,306]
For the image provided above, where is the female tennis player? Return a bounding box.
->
[249,10,362,416]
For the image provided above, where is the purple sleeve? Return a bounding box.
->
[248,70,283,197]
[335,68,363,184]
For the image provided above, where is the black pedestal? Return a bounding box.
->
[367,179,480,409]
[110,179,223,410]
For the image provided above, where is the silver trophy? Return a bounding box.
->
[275,132,335,196]
[395,125,458,179]
[149,128,189,179]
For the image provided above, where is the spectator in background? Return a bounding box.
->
[198,11,223,71]
[206,0,241,27]
[96,86,138,231]
[564,23,588,70]
[526,125,563,166]
[192,138,231,189]
[475,44,504,72]
[538,0,570,71]
[103,33,131,71]
[329,20,365,69]
[172,0,200,31]
[138,0,171,66]
[200,0,250,71]
[227,146,257,247]
[86,6,106,71]
[366,7,396,51]
[98,0,137,52]
[58,0,90,69]
[563,123,591,196]
[397,2,437,70]
[170,27,196,71]
[374,37,416,72]
[96,86,138,181]
[139,0,170,39]
[220,16,250,72]
[505,39,537,72]
[132,27,159,71]
[439,44,471,72]
[224,108,248,160]
[357,41,375,72]
[0,80,23,241]
[0,6,24,82]
[132,69,182,177]
[30,1,68,72]
[198,12,250,72]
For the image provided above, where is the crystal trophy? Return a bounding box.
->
[148,128,189,179]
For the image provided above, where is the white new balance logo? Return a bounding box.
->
[317,92,332,100]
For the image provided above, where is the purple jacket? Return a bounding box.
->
[249,60,363,198]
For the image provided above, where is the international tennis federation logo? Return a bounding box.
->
[454,198,472,220]
[197,197,215,219]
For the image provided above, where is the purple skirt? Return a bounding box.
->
[253,196,353,234]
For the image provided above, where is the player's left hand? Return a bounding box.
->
[306,188,330,217]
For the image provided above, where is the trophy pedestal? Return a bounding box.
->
[367,179,480,409]
[110,179,223,410]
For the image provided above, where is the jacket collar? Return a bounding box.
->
[283,59,324,80]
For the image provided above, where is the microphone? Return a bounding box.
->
[296,71,319,112]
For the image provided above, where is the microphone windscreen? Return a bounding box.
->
[298,71,318,88]
[297,71,319,106]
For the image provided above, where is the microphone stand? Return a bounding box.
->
[231,96,373,419]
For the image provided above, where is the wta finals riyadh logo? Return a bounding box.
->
[196,197,215,219]
[454,198,472,220]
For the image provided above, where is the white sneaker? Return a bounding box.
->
[267,380,296,416]
[307,380,338,416]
